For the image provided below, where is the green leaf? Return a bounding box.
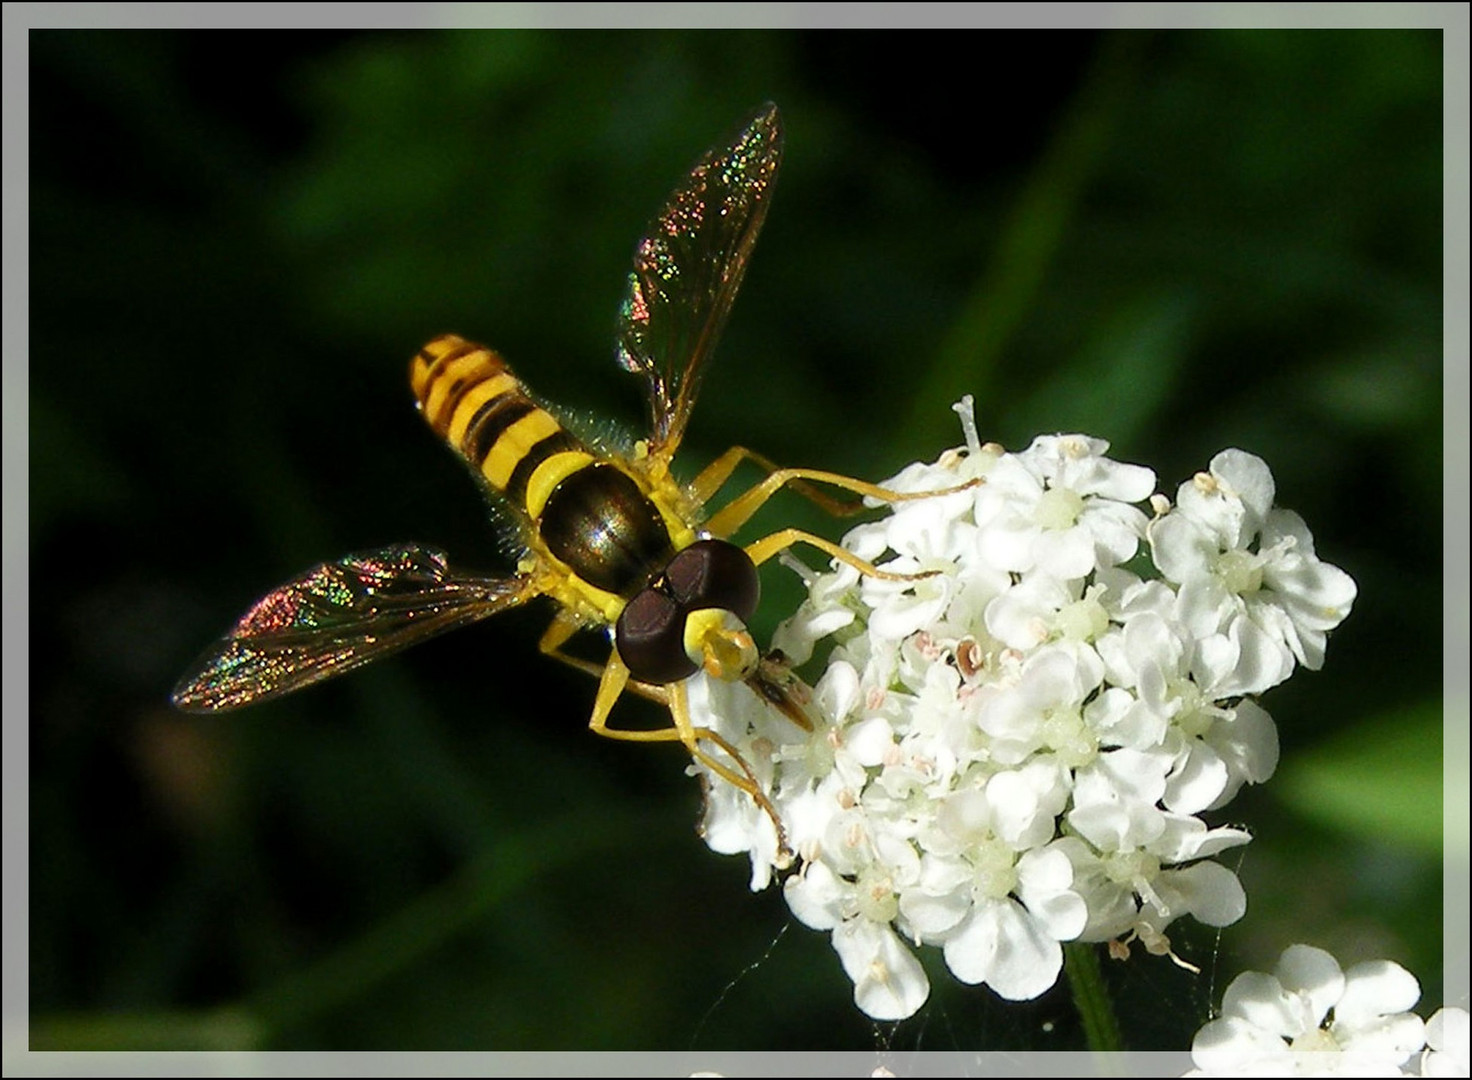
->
[1274,700,1448,855]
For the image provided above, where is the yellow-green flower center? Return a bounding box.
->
[855,865,900,923]
[1042,707,1097,767]
[1290,1028,1342,1054]
[1057,592,1110,642]
[1036,487,1085,530]
[1216,549,1264,595]
[1104,850,1160,887]
[972,840,1019,900]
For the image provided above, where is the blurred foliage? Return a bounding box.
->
[27,29,1445,1051]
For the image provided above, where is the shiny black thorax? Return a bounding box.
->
[539,464,675,598]
[537,462,760,686]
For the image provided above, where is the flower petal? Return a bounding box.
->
[832,919,931,1021]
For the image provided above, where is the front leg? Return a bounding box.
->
[537,611,669,704]
[696,445,979,540]
[582,654,791,859]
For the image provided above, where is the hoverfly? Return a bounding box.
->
[173,104,960,847]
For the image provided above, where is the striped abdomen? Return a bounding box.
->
[411,334,584,508]
[411,334,675,598]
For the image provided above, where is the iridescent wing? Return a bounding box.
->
[172,544,541,712]
[615,103,783,460]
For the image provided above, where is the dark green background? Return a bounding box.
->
[28,29,1445,1050]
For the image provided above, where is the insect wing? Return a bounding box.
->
[616,103,783,459]
[172,544,540,712]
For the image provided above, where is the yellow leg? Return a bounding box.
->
[537,611,604,681]
[538,613,669,705]
[585,653,746,784]
[697,446,977,540]
[668,681,791,857]
[540,614,789,852]
[585,660,792,856]
[690,446,864,518]
[744,527,934,583]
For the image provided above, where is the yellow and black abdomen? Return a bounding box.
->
[412,334,581,509]
[411,334,676,600]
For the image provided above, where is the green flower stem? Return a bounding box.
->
[1065,940,1123,1055]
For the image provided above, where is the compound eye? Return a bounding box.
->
[615,587,699,685]
[664,539,760,623]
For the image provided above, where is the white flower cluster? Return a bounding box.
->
[687,400,1358,1021]
[1188,944,1467,1077]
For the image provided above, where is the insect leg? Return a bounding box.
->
[689,446,865,518]
[667,681,791,860]
[699,449,977,540]
[743,527,936,583]
[585,654,791,856]
[538,614,670,705]
[584,652,725,759]
[537,611,607,681]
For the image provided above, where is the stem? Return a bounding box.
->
[1064,940,1123,1055]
